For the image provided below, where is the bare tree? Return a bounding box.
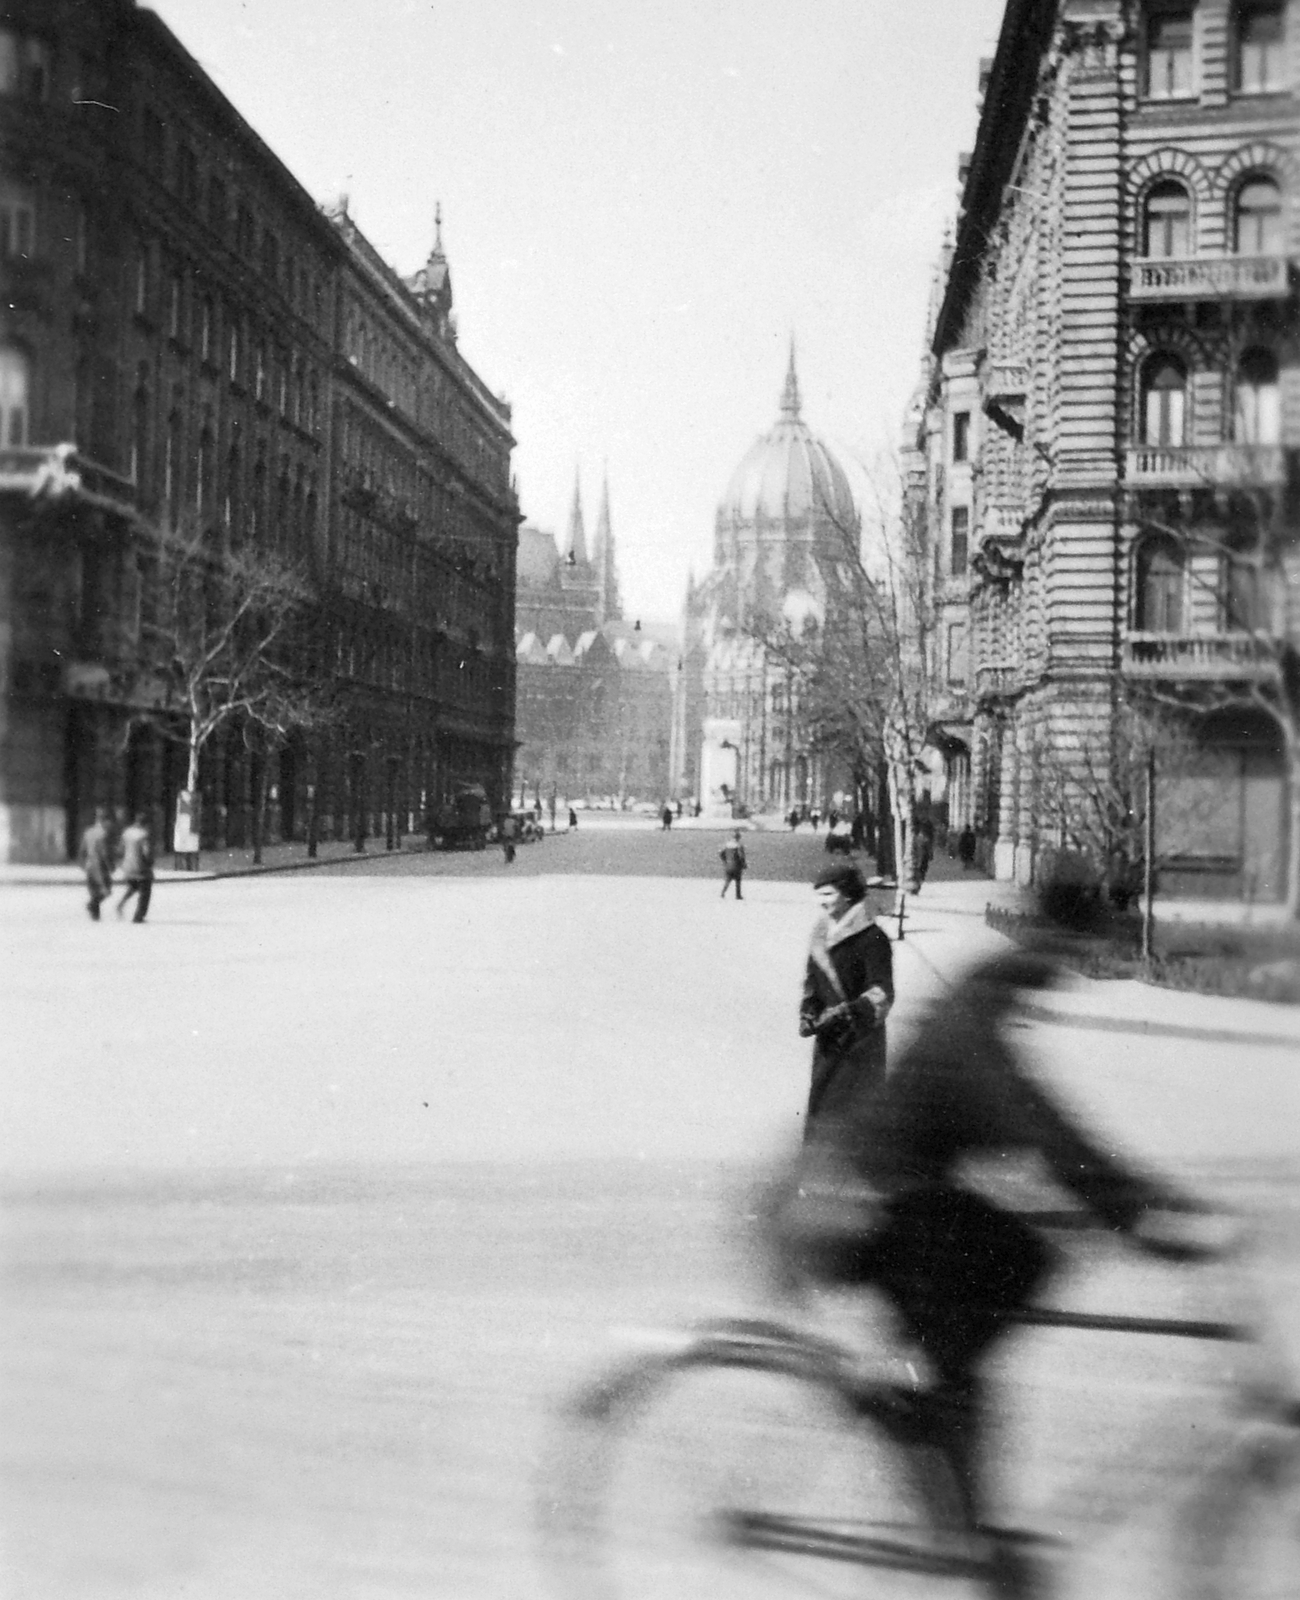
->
[135,522,338,851]
[1127,457,1299,915]
[746,457,943,887]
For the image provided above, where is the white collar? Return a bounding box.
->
[821,898,876,950]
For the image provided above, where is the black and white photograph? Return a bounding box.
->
[2,1,1299,1595]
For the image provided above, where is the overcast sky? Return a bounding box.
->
[149,0,1006,621]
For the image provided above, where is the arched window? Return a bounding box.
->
[1144,180,1191,256]
[1235,176,1282,253]
[1137,537,1187,632]
[1233,348,1280,444]
[1142,354,1188,446]
[0,345,30,445]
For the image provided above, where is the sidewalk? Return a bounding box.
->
[892,872,1300,1050]
[0,835,428,887]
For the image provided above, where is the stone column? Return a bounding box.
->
[993,716,1019,881]
[1015,718,1037,885]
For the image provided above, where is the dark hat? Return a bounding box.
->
[812,861,866,901]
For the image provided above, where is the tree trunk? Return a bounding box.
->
[1287,732,1300,920]
[251,752,266,866]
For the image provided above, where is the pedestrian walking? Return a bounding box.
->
[115,812,155,923]
[798,860,892,1135]
[661,804,673,831]
[568,807,578,830]
[958,825,976,870]
[501,812,517,863]
[913,815,935,888]
[718,829,747,899]
[78,806,114,920]
[788,808,799,831]
[810,807,821,832]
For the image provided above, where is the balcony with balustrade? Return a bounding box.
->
[1122,631,1280,680]
[1129,254,1291,302]
[0,444,136,515]
[1124,444,1287,488]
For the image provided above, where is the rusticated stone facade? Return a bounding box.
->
[907,0,1298,902]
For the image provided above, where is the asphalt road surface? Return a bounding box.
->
[3,826,1296,1598]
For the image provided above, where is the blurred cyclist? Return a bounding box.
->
[772,921,1232,1594]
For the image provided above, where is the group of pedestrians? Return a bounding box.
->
[78,807,155,922]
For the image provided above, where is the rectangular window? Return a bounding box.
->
[199,296,213,363]
[208,175,227,237]
[1146,6,1194,98]
[1237,2,1285,92]
[227,321,240,384]
[176,142,198,209]
[0,188,34,257]
[950,507,970,577]
[952,411,970,463]
[0,32,50,100]
[946,621,969,686]
[134,247,149,315]
[141,107,165,175]
[168,271,183,340]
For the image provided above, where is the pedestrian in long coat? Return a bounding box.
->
[115,813,155,922]
[799,860,893,1136]
[79,807,114,920]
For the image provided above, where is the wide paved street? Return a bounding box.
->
[3,827,1298,1598]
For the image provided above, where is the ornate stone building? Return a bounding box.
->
[673,349,860,816]
[907,0,1298,903]
[513,477,673,805]
[0,0,517,860]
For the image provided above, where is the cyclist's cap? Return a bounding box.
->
[813,862,867,901]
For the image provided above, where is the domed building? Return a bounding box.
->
[671,349,860,816]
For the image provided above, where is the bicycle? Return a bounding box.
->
[536,1214,1300,1599]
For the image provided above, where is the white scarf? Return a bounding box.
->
[808,899,877,998]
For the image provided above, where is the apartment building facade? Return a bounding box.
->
[908,0,1297,902]
[0,0,517,861]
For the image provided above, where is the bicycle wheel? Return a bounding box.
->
[1182,1426,1300,1600]
[539,1324,985,1600]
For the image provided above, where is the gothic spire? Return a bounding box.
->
[566,471,588,566]
[594,467,622,623]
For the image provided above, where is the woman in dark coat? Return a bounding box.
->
[798,861,893,1136]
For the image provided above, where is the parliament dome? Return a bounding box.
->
[719,351,858,529]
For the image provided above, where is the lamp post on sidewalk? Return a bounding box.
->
[1142,747,1156,965]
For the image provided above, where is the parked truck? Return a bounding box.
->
[427,785,491,851]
